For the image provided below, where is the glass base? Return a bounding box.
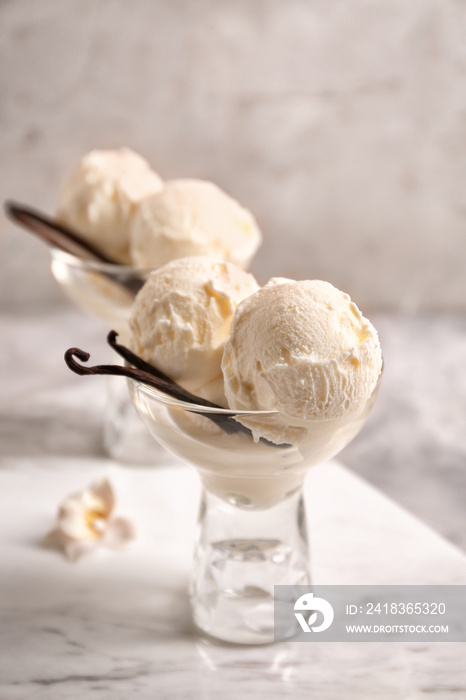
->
[190,489,310,644]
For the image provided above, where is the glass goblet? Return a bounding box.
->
[128,369,382,644]
[50,247,162,462]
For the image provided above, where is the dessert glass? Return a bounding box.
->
[128,368,382,644]
[50,247,162,462]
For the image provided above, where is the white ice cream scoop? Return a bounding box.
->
[130,179,262,269]
[222,278,383,444]
[129,256,259,406]
[56,148,163,264]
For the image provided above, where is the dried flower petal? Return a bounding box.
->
[63,538,97,562]
[104,517,136,547]
[46,476,135,561]
[85,477,115,517]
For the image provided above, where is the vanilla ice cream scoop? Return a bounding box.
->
[130,179,262,269]
[129,257,259,406]
[222,279,382,444]
[57,148,163,264]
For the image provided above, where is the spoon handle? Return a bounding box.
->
[4,201,115,263]
[4,200,145,296]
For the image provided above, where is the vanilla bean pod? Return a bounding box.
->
[64,346,252,437]
[107,331,177,385]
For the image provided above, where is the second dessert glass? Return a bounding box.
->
[128,368,382,644]
[50,247,164,462]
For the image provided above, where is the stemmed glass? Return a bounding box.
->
[128,368,382,644]
[50,247,162,461]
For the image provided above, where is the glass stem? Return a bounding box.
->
[190,487,311,644]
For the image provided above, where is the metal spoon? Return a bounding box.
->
[4,201,145,295]
[4,201,117,263]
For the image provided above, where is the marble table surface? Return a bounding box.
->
[1,310,465,698]
[1,458,465,700]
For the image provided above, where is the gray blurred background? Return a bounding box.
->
[2,0,466,311]
[1,0,465,546]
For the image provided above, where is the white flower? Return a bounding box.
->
[46,477,135,561]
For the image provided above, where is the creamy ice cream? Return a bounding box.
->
[222,279,382,444]
[57,148,163,264]
[130,179,262,269]
[129,256,259,406]
[127,272,382,508]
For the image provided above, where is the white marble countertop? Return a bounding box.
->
[1,310,465,698]
[0,459,465,699]
[0,456,466,700]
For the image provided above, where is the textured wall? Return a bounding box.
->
[1,0,466,311]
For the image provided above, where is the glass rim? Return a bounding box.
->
[49,246,158,275]
[130,364,383,417]
[131,377,280,416]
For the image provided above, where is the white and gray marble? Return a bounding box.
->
[0,459,465,700]
[342,313,466,551]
